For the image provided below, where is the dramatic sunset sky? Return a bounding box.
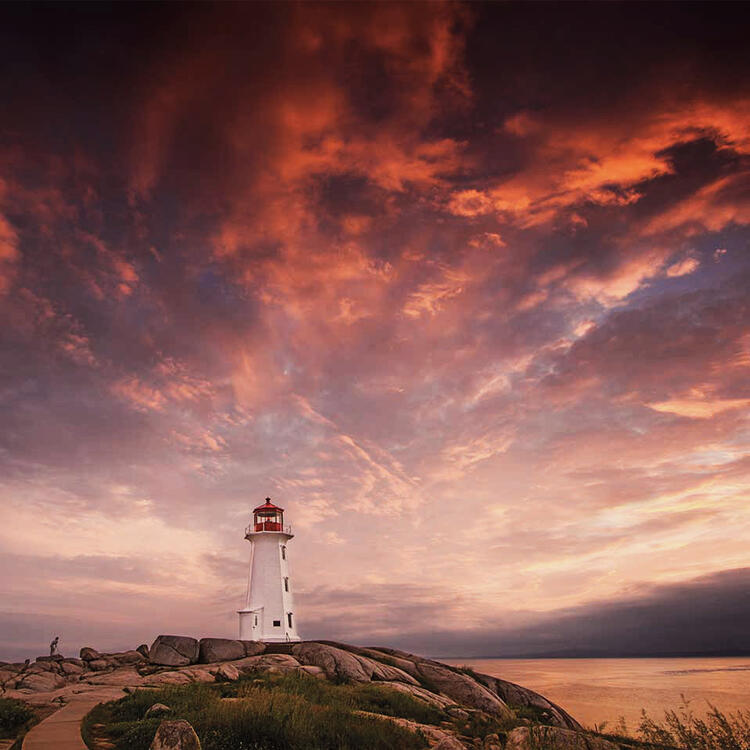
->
[1,2,749,660]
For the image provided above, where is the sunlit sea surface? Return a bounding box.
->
[443,658,750,732]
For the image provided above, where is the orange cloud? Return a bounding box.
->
[665,256,700,277]
[641,173,750,237]
[446,97,750,230]
[0,213,19,294]
[112,360,215,413]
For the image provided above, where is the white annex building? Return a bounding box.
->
[238,498,300,642]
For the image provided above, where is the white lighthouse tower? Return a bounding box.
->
[238,498,300,642]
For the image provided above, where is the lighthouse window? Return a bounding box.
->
[281,546,286,560]
[288,613,293,628]
[254,616,258,626]
[273,620,281,627]
[284,577,289,592]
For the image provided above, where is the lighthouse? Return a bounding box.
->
[238,498,300,642]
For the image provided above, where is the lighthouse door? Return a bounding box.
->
[250,609,262,640]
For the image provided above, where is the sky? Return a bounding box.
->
[1,2,749,661]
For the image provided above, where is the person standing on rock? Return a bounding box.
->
[49,635,59,656]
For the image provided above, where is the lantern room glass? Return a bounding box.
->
[254,508,283,532]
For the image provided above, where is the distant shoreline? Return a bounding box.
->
[437,650,750,660]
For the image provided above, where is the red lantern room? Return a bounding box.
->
[252,497,284,532]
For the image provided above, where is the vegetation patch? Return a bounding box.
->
[637,701,750,750]
[227,671,443,725]
[0,697,38,741]
[83,673,432,750]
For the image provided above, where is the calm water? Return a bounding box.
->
[443,657,750,732]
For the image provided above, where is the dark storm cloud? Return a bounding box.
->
[300,568,750,658]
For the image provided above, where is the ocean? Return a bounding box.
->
[443,657,750,733]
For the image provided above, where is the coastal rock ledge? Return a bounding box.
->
[1,637,599,749]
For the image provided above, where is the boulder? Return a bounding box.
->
[233,653,302,676]
[145,703,172,718]
[84,667,144,687]
[150,719,201,750]
[17,671,67,692]
[62,658,85,667]
[292,642,371,682]
[198,638,245,664]
[112,650,146,665]
[291,642,418,685]
[146,671,194,686]
[137,643,150,659]
[415,663,512,718]
[475,674,582,731]
[149,635,199,667]
[28,661,55,672]
[1,663,25,674]
[80,647,101,661]
[60,661,84,675]
[240,640,266,657]
[379,680,457,709]
[0,668,19,687]
[88,659,114,671]
[505,726,620,750]
[185,668,216,683]
[216,663,240,681]
[360,648,421,677]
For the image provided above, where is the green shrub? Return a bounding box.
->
[0,698,36,739]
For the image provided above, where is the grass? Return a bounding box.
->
[83,673,434,750]
[227,670,443,725]
[637,699,750,750]
[0,697,37,740]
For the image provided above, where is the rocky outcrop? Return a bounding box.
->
[378,680,457,709]
[137,643,150,659]
[505,726,620,750]
[150,719,201,750]
[198,638,246,664]
[149,636,200,667]
[111,650,146,665]
[88,659,114,671]
[2,635,589,748]
[0,667,20,690]
[367,646,580,730]
[291,642,418,685]
[146,670,194,686]
[241,640,265,657]
[60,661,84,675]
[415,662,512,718]
[16,671,66,692]
[475,673,582,731]
[292,642,370,681]
[216,663,239,681]
[379,716,466,750]
[233,653,301,675]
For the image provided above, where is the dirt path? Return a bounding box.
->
[22,688,123,750]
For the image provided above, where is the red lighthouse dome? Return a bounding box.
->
[252,497,284,532]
